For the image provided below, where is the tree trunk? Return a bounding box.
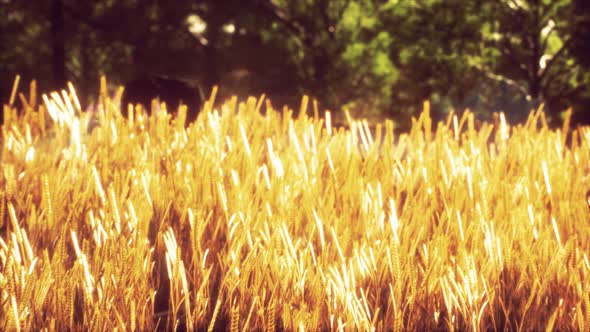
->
[51,0,67,88]
[203,15,223,91]
[529,0,542,110]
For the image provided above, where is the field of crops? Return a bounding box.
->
[1,78,589,331]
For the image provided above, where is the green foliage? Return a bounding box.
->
[2,0,589,128]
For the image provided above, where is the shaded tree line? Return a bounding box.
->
[1,0,589,129]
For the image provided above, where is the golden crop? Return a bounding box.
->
[1,77,589,331]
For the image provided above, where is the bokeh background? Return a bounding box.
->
[1,0,589,130]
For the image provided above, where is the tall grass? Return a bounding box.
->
[1,77,589,331]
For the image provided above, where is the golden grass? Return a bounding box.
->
[1,76,590,331]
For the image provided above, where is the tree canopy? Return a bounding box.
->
[1,0,589,129]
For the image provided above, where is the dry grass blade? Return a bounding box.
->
[0,78,588,331]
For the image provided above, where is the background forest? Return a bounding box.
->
[1,0,589,130]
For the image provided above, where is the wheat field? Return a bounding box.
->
[1,77,589,331]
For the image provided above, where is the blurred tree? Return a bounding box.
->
[567,0,590,125]
[1,0,589,129]
[51,0,66,88]
[569,0,590,68]
[378,0,487,130]
[377,0,589,128]
[61,0,205,99]
[224,0,401,122]
[1,0,205,104]
[1,0,54,95]
[469,0,589,125]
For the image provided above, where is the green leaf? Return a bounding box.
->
[372,52,393,76]
[342,42,365,64]
[340,2,361,32]
[399,48,412,65]
[546,33,564,55]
